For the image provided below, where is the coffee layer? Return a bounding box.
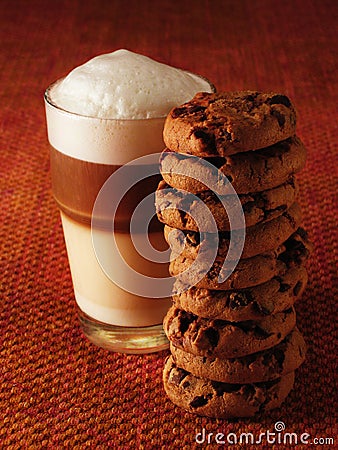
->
[50,145,163,232]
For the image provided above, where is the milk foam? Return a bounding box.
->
[45,49,213,164]
[49,49,212,119]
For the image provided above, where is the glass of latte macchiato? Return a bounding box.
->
[45,49,214,353]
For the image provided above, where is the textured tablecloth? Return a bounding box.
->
[1,0,337,448]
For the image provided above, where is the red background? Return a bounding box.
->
[1,0,337,447]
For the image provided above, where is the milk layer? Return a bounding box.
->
[61,213,171,326]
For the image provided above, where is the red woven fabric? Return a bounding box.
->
[1,0,337,447]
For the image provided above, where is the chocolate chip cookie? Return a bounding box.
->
[172,265,308,321]
[156,177,298,231]
[164,203,302,260]
[169,228,311,290]
[163,356,295,418]
[160,136,306,194]
[170,327,306,383]
[163,91,297,157]
[160,88,310,419]
[164,306,296,358]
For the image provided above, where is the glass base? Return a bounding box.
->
[78,308,169,354]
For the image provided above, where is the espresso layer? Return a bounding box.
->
[50,145,163,231]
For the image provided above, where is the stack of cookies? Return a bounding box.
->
[155,91,312,418]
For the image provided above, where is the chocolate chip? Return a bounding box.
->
[243,201,256,214]
[244,94,256,103]
[171,107,186,118]
[278,235,308,266]
[239,321,271,339]
[169,367,189,385]
[279,283,291,292]
[211,381,242,395]
[293,281,303,296]
[268,94,291,108]
[172,104,206,118]
[178,311,194,334]
[229,291,251,309]
[190,395,210,408]
[271,109,286,127]
[193,128,209,140]
[297,227,308,240]
[205,327,220,348]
